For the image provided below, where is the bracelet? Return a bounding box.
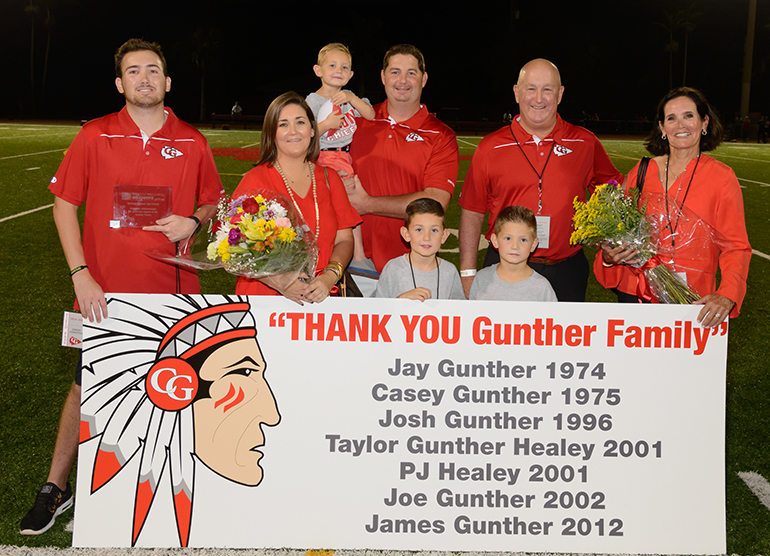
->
[188,215,201,233]
[70,265,88,276]
[324,261,344,281]
[601,259,614,268]
[460,269,477,277]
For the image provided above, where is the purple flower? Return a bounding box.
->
[228,228,242,245]
[228,196,248,218]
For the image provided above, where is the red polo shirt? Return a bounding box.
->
[460,115,622,260]
[350,102,458,272]
[49,107,225,294]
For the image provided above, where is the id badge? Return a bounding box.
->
[535,215,550,249]
[62,311,83,349]
[111,185,172,228]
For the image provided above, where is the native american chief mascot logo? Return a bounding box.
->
[80,295,280,546]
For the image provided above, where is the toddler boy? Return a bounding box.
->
[375,198,464,301]
[469,206,557,301]
[306,43,374,262]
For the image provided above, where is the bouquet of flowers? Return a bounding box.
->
[207,191,317,280]
[570,181,700,304]
[144,190,317,287]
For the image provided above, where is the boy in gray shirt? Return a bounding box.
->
[375,198,465,301]
[469,206,557,301]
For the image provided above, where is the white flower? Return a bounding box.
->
[268,201,287,218]
[215,226,229,242]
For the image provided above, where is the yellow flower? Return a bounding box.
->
[277,227,297,242]
[242,218,269,241]
[217,240,231,261]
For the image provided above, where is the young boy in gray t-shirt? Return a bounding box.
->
[469,205,557,301]
[375,198,465,301]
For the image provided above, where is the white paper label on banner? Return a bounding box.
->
[62,311,83,348]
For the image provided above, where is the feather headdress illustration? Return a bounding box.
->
[80,295,280,546]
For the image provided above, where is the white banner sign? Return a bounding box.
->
[74,294,727,554]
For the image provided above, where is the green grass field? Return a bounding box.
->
[1,122,769,552]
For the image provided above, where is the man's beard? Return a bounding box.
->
[126,90,165,109]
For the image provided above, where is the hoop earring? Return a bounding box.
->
[702,129,707,136]
[662,134,667,140]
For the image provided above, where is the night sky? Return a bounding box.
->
[2,0,770,127]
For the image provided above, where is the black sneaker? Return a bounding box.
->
[19,482,74,535]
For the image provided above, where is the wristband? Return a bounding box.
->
[70,265,88,276]
[460,269,477,277]
[188,215,201,233]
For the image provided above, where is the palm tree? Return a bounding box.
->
[680,2,702,85]
[41,6,54,103]
[658,3,701,90]
[24,0,40,115]
[741,0,757,117]
[187,26,221,122]
[659,10,682,91]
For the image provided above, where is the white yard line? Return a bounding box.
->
[738,471,770,511]
[0,148,66,160]
[605,152,640,160]
[439,228,487,254]
[0,204,53,223]
[738,177,770,187]
[0,132,76,141]
[754,249,770,261]
[457,137,480,148]
[712,153,770,164]
[0,122,78,128]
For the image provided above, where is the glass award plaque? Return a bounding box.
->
[111,185,173,228]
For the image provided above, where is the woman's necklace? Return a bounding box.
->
[408,252,440,299]
[274,160,320,239]
[663,153,700,269]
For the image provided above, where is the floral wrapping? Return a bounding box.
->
[144,190,318,287]
[571,181,702,304]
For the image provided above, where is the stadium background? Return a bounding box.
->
[2,0,770,552]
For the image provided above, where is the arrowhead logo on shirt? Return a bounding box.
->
[553,144,573,157]
[405,133,424,142]
[161,146,184,160]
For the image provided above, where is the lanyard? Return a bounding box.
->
[663,154,700,258]
[510,122,555,214]
[408,253,440,299]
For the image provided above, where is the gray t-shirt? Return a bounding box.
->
[469,265,557,301]
[305,91,371,150]
[375,255,465,300]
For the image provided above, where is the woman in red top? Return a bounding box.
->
[233,92,361,303]
[595,87,751,328]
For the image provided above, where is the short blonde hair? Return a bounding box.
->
[317,43,352,66]
[495,205,537,237]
